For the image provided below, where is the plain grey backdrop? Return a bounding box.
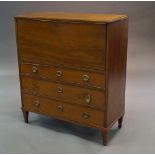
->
[0,1,155,153]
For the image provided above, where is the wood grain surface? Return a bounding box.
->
[21,77,105,110]
[23,94,104,127]
[105,19,128,127]
[20,63,105,90]
[15,12,128,23]
[17,19,106,71]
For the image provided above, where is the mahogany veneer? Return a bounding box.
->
[15,12,128,145]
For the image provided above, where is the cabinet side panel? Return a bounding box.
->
[106,19,128,127]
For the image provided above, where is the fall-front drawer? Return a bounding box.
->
[21,77,105,110]
[17,19,106,71]
[20,63,105,89]
[23,94,104,127]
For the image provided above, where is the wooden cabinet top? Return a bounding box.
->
[15,12,128,24]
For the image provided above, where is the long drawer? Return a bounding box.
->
[20,63,105,89]
[23,94,104,127]
[21,77,105,110]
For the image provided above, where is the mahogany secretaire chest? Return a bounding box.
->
[15,12,128,145]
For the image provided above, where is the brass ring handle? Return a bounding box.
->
[57,86,63,93]
[56,70,63,77]
[34,99,40,107]
[85,94,91,104]
[82,112,90,119]
[32,66,38,73]
[82,75,89,82]
[57,105,63,112]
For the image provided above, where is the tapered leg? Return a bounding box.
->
[22,109,29,123]
[118,116,123,128]
[102,128,109,146]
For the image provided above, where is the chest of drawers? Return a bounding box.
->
[15,12,128,145]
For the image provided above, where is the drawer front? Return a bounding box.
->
[23,94,104,127]
[17,19,106,71]
[20,63,105,89]
[21,77,105,110]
